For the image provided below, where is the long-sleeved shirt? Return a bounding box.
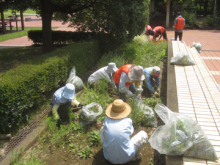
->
[51,87,73,106]
[88,66,113,84]
[102,117,135,164]
[144,67,160,93]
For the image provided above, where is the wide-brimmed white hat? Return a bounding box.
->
[128,65,145,81]
[105,62,118,74]
[106,99,132,119]
[62,83,75,99]
[152,66,161,77]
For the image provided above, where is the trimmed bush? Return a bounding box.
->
[0,40,102,133]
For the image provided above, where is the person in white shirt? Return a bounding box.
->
[88,63,118,85]
[100,99,148,164]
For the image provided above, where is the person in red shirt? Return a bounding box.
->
[173,12,185,41]
[145,24,154,40]
[150,26,167,42]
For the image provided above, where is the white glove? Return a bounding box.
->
[119,86,128,93]
[52,105,60,120]
[136,86,143,94]
[71,98,80,107]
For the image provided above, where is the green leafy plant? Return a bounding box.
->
[77,145,93,159]
[88,130,101,146]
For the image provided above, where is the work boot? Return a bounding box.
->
[130,153,142,161]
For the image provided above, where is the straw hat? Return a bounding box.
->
[128,65,145,82]
[152,66,161,77]
[105,62,118,74]
[62,83,75,99]
[105,99,132,119]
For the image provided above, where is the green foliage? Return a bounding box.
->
[77,145,93,159]
[182,11,197,26]
[203,13,220,28]
[88,130,101,147]
[98,34,167,69]
[70,0,150,49]
[0,40,102,133]
[11,148,46,165]
[78,80,115,121]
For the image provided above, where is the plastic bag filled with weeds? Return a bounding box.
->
[80,102,103,125]
[170,52,195,66]
[148,103,218,161]
[66,66,85,91]
[130,97,157,127]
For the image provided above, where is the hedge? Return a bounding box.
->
[0,40,102,133]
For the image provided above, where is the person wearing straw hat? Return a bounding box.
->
[143,66,161,96]
[51,83,83,121]
[113,64,145,102]
[100,99,148,164]
[88,62,118,85]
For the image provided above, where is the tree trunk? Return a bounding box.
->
[204,0,208,16]
[20,11,24,30]
[1,11,6,33]
[41,0,53,53]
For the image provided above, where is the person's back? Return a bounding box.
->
[102,117,136,164]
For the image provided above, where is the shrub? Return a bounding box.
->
[0,40,102,133]
[203,14,220,28]
[182,11,197,26]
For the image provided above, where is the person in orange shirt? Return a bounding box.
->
[113,65,145,102]
[173,12,185,41]
[145,24,154,40]
[150,26,167,42]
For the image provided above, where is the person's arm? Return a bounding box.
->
[173,18,177,28]
[119,71,128,93]
[156,77,160,90]
[144,70,155,93]
[158,34,162,40]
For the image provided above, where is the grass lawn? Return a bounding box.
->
[0,27,58,42]
[1,9,37,19]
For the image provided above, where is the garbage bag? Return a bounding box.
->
[192,42,202,53]
[80,102,103,125]
[132,97,157,127]
[170,52,195,66]
[148,103,218,160]
[66,66,85,91]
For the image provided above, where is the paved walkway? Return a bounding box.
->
[172,41,220,165]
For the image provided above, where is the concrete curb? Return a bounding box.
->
[1,123,47,165]
[165,41,183,165]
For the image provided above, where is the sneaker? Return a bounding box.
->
[130,153,142,161]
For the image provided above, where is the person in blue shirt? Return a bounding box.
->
[100,99,148,164]
[51,83,83,121]
[143,66,161,96]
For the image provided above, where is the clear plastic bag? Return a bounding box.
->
[132,97,157,127]
[148,103,218,160]
[80,103,103,125]
[66,66,85,91]
[192,42,202,53]
[170,52,195,66]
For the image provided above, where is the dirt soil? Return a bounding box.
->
[29,126,155,165]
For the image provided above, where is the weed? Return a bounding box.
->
[88,130,101,146]
[77,145,93,159]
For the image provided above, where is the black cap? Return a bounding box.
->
[177,12,181,15]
